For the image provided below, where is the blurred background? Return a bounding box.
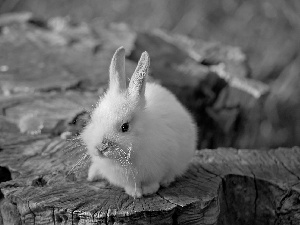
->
[1,0,299,148]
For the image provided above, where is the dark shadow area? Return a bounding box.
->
[218,174,300,225]
[0,166,12,199]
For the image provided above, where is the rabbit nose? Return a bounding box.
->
[102,138,113,146]
[102,138,108,145]
[96,138,114,154]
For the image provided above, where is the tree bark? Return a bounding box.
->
[1,128,299,224]
[1,13,296,225]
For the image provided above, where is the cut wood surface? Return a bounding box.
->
[1,13,298,225]
[1,125,299,224]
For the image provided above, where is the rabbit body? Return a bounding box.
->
[81,47,197,198]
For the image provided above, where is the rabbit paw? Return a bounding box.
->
[142,183,160,196]
[87,174,97,182]
[87,164,101,181]
[125,186,143,198]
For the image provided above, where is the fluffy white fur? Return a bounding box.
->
[81,47,197,198]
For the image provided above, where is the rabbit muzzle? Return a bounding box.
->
[96,138,132,162]
[96,138,113,153]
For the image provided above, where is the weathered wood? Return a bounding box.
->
[1,13,296,225]
[0,13,136,94]
[0,92,98,132]
[128,29,269,149]
[0,13,270,149]
[1,125,300,224]
[1,114,300,224]
[196,147,300,225]
[0,125,220,224]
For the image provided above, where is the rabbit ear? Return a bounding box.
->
[128,51,150,98]
[109,47,126,91]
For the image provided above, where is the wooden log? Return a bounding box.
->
[0,13,269,149]
[0,13,137,94]
[0,125,220,224]
[0,13,296,225]
[198,147,300,225]
[1,123,299,224]
[127,30,269,149]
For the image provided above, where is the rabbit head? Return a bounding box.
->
[81,47,150,163]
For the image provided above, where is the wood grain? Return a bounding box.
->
[1,133,300,224]
[0,133,220,224]
[1,13,297,225]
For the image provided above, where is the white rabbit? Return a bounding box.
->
[81,47,197,198]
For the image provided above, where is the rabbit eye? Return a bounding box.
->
[121,122,129,132]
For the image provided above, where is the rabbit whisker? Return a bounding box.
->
[67,153,90,175]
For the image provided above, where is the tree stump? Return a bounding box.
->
[1,125,299,224]
[1,13,297,225]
